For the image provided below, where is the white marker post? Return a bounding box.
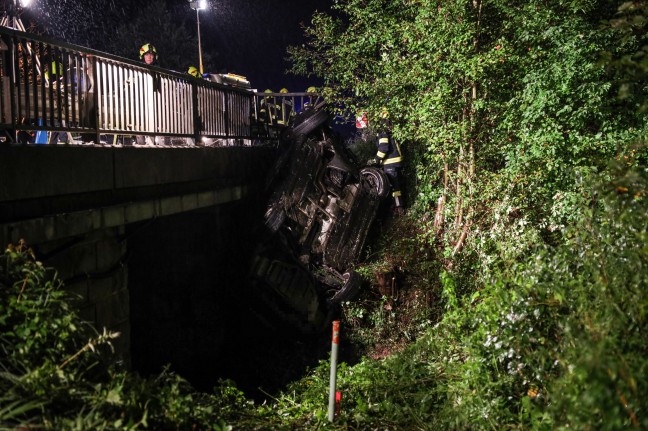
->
[328,320,340,422]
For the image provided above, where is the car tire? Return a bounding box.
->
[328,270,361,306]
[360,167,390,198]
[291,108,329,138]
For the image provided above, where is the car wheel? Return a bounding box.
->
[328,270,361,306]
[291,108,329,138]
[360,167,390,198]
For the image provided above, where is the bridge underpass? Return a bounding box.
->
[0,24,342,397]
[0,143,343,397]
[0,143,279,377]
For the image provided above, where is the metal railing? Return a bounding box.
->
[0,26,321,147]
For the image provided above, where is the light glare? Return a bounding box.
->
[188,0,207,11]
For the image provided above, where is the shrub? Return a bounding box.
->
[247,163,647,430]
[0,241,247,430]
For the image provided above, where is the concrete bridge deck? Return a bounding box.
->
[0,143,274,244]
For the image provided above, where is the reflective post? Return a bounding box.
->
[328,320,340,422]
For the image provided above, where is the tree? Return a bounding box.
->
[603,0,648,111]
[289,0,647,270]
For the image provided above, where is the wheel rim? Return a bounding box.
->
[361,167,389,198]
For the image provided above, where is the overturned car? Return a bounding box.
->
[248,104,390,333]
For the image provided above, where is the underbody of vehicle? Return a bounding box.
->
[248,105,390,333]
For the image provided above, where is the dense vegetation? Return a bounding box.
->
[0,241,249,430]
[2,0,647,429]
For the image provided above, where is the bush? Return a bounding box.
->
[0,241,247,430]
[246,163,647,430]
[411,162,648,430]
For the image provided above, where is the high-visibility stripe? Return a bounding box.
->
[379,137,389,144]
[376,151,386,158]
[392,190,402,197]
[384,157,402,164]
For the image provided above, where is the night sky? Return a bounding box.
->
[16,0,333,92]
[200,0,332,91]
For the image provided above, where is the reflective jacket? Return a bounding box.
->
[259,95,276,124]
[375,131,403,167]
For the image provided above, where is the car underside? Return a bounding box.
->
[248,104,390,333]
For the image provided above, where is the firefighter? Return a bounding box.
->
[303,86,317,111]
[136,43,158,145]
[276,87,293,126]
[188,66,208,79]
[370,109,404,213]
[259,89,276,124]
[139,43,157,65]
[44,61,63,87]
[44,61,69,144]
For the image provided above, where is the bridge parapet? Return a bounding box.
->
[0,26,320,146]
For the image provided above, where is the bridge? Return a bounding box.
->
[0,24,324,376]
[0,25,316,145]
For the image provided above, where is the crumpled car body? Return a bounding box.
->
[248,106,390,333]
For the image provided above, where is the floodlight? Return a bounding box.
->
[188,0,207,10]
[2,0,32,30]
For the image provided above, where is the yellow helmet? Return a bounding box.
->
[306,86,317,93]
[188,66,200,77]
[139,43,157,60]
[280,88,288,93]
[264,89,273,93]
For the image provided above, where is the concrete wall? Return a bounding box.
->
[35,226,131,365]
[0,144,274,223]
[1,144,275,370]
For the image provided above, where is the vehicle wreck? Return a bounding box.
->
[248,103,391,333]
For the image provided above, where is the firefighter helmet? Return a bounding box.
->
[139,43,157,60]
[306,86,317,93]
[280,88,288,93]
[188,66,200,77]
[264,89,273,94]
